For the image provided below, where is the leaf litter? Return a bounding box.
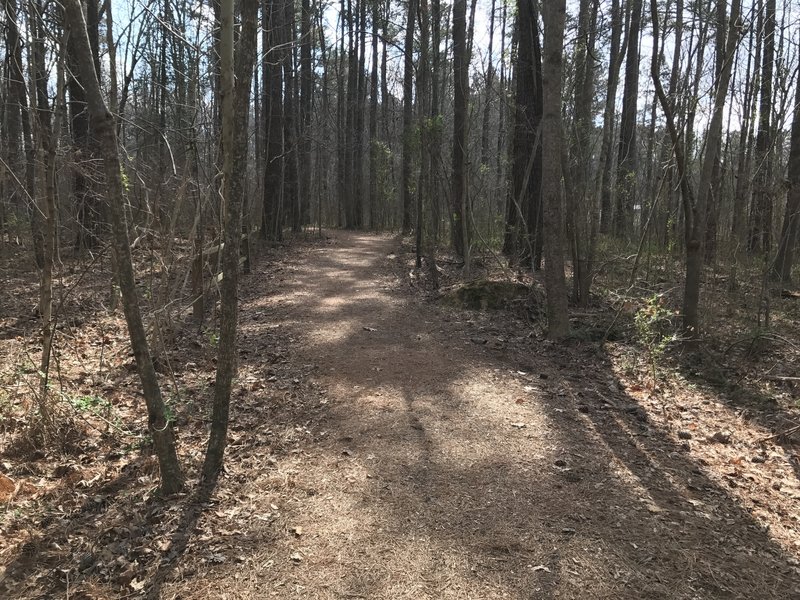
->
[0,233,798,599]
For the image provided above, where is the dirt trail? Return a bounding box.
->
[164,232,798,599]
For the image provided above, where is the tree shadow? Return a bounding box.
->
[674,348,800,482]
[206,231,799,599]
[15,232,793,599]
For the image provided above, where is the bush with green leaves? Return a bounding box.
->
[634,294,678,386]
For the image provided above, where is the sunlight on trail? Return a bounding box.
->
[159,232,799,599]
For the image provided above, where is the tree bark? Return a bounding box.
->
[70,0,103,250]
[749,0,776,254]
[504,0,542,270]
[400,0,417,234]
[203,0,259,482]
[540,0,570,339]
[598,0,625,235]
[63,0,184,494]
[567,0,598,306]
[613,0,642,240]
[283,0,300,232]
[299,0,313,226]
[261,0,284,241]
[368,0,379,229]
[451,0,469,260]
[416,0,431,268]
[650,0,741,339]
[771,32,800,283]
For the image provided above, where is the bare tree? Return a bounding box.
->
[400,0,416,234]
[650,0,742,339]
[540,0,569,339]
[451,0,469,261]
[204,0,259,481]
[63,0,184,493]
[771,30,800,283]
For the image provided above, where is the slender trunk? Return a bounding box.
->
[283,0,300,232]
[567,0,598,306]
[64,0,184,493]
[494,1,507,197]
[336,0,346,226]
[428,0,442,286]
[204,0,258,481]
[262,0,284,241]
[34,17,67,435]
[749,0,776,254]
[318,14,330,231]
[400,0,416,234]
[540,0,570,339]
[504,0,542,270]
[451,0,469,260]
[416,0,431,268]
[353,0,367,228]
[771,31,800,283]
[650,0,741,339]
[368,0,379,229]
[732,18,757,247]
[598,0,624,234]
[480,0,496,168]
[613,0,642,240]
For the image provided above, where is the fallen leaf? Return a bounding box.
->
[0,473,15,500]
[130,579,146,591]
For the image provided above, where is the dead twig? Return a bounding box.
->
[757,423,800,444]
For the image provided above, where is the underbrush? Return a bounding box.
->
[406,234,800,414]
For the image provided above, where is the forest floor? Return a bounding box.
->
[1,230,800,599]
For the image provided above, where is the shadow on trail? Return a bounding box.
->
[675,353,800,483]
[211,232,798,599]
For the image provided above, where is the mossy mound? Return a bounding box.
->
[441,280,530,311]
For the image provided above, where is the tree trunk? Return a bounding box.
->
[598,0,624,235]
[262,0,284,241]
[504,0,542,270]
[479,0,496,168]
[203,0,258,481]
[613,0,642,240]
[3,0,41,267]
[428,0,443,286]
[771,31,800,283]
[451,0,469,260]
[368,0,379,229]
[731,20,757,249]
[31,8,66,435]
[416,0,431,268]
[540,0,570,339]
[650,0,741,339]
[70,0,103,250]
[400,0,417,234]
[749,0,776,254]
[567,0,598,306]
[63,0,184,494]
[353,0,367,228]
[299,0,313,226]
[283,0,300,232]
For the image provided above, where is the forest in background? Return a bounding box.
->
[2,0,800,330]
[1,0,800,478]
[0,0,798,473]
[1,0,800,596]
